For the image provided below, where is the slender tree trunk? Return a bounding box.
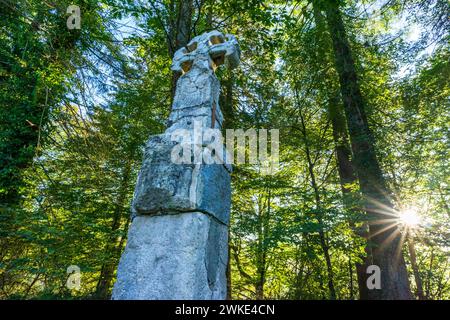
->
[224,80,233,297]
[298,106,336,300]
[218,58,234,299]
[406,231,425,300]
[219,74,235,129]
[348,257,354,299]
[255,193,269,300]
[311,4,372,299]
[425,249,434,299]
[95,163,132,299]
[322,0,412,299]
[170,0,194,101]
[255,281,264,300]
[226,228,232,300]
[327,95,372,299]
[292,246,307,299]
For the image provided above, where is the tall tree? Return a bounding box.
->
[320,0,412,299]
[311,4,371,299]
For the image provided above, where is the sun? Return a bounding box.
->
[399,207,421,227]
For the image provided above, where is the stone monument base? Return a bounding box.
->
[111,212,228,300]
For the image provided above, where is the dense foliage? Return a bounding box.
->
[0,0,448,299]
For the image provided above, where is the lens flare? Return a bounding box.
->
[400,208,421,227]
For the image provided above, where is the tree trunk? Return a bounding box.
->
[348,257,354,299]
[311,4,372,299]
[226,228,232,300]
[322,0,412,299]
[327,95,372,300]
[170,0,193,101]
[219,63,234,300]
[219,74,235,129]
[95,163,132,299]
[255,193,269,300]
[406,232,425,300]
[298,105,336,300]
[425,249,434,299]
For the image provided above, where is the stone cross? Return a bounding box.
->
[112,31,240,300]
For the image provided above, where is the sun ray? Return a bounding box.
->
[362,196,400,218]
[367,218,400,225]
[378,227,404,262]
[367,221,399,239]
[395,228,408,261]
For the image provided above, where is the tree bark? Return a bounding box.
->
[322,0,412,299]
[310,4,372,299]
[406,231,425,300]
[219,74,235,129]
[170,0,194,101]
[327,95,372,300]
[255,192,269,300]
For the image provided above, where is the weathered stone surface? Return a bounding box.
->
[166,103,224,132]
[166,116,222,134]
[132,134,231,225]
[171,31,240,74]
[171,72,220,111]
[113,30,239,300]
[111,212,228,300]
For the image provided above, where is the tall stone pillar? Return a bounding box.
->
[112,31,240,300]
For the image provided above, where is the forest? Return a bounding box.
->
[0,0,449,300]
